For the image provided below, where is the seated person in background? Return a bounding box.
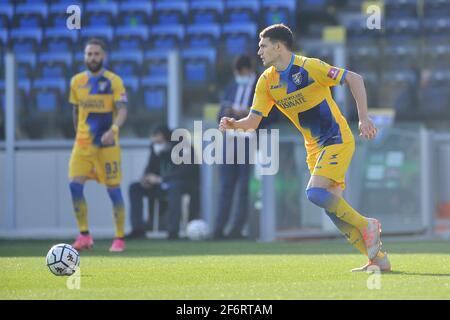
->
[127,125,200,239]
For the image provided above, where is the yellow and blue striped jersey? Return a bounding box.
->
[250,54,354,154]
[69,69,127,147]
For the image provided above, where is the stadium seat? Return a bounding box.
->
[80,26,114,45]
[348,46,380,72]
[385,0,418,19]
[182,48,217,84]
[189,0,224,24]
[424,0,450,18]
[186,24,221,48]
[44,28,78,53]
[10,28,42,52]
[0,4,13,29]
[385,18,420,44]
[381,44,419,71]
[143,49,170,79]
[118,1,153,27]
[153,0,188,25]
[141,76,167,111]
[298,0,332,13]
[38,52,73,78]
[114,26,149,50]
[224,0,260,23]
[14,3,48,28]
[423,18,450,45]
[150,24,185,49]
[222,23,258,56]
[261,0,296,26]
[0,30,7,48]
[85,2,118,27]
[15,52,37,80]
[423,44,450,69]
[342,15,382,46]
[110,50,143,79]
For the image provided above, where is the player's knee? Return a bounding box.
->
[69,181,84,198]
[107,187,124,205]
[305,187,334,209]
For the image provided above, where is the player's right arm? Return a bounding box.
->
[219,73,274,132]
[69,76,78,133]
[72,105,78,133]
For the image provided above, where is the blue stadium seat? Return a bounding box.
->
[144,49,170,78]
[114,26,149,50]
[423,44,450,69]
[182,48,217,83]
[10,28,42,45]
[80,26,114,43]
[15,52,37,70]
[44,28,78,52]
[38,52,73,78]
[150,24,185,49]
[18,79,32,96]
[225,0,260,23]
[0,3,13,20]
[385,18,420,44]
[385,0,418,19]
[298,0,332,13]
[348,46,380,72]
[154,0,188,25]
[419,72,450,116]
[186,24,221,48]
[85,2,118,19]
[382,44,419,71]
[35,91,60,112]
[120,76,140,95]
[118,1,153,26]
[262,0,296,26]
[34,78,66,94]
[141,76,167,110]
[110,50,144,66]
[189,0,224,24]
[424,0,450,18]
[423,18,450,44]
[379,70,418,112]
[222,23,258,56]
[0,30,7,47]
[15,3,48,28]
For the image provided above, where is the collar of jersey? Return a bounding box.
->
[86,68,105,78]
[277,54,295,76]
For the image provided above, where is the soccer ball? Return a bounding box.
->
[186,219,209,241]
[46,243,80,276]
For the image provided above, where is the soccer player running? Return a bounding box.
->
[219,24,390,272]
[69,38,128,252]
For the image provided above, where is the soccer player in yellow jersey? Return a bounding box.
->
[69,38,128,252]
[219,24,391,272]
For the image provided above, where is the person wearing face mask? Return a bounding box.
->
[213,55,262,240]
[127,125,200,239]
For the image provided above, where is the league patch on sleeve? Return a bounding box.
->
[327,67,340,80]
[119,92,128,103]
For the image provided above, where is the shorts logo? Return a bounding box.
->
[292,72,303,85]
[327,67,340,80]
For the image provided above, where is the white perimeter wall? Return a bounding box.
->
[0,147,149,238]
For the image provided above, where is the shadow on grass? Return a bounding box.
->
[386,271,450,277]
[1,239,450,257]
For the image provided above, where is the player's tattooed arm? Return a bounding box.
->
[344,71,377,140]
[72,104,78,133]
[113,101,128,129]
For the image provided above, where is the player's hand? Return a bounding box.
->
[147,174,162,185]
[101,129,115,146]
[140,176,151,188]
[359,118,377,140]
[219,117,236,132]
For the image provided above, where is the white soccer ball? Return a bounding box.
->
[46,243,80,276]
[186,219,209,241]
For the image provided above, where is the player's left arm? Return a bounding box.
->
[101,76,128,145]
[344,71,377,140]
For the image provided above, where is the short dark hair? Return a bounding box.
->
[259,24,294,51]
[151,124,172,141]
[234,55,253,72]
[85,38,106,51]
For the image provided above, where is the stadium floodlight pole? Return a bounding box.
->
[4,52,16,230]
[167,50,181,129]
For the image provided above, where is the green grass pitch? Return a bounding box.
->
[1,239,449,299]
